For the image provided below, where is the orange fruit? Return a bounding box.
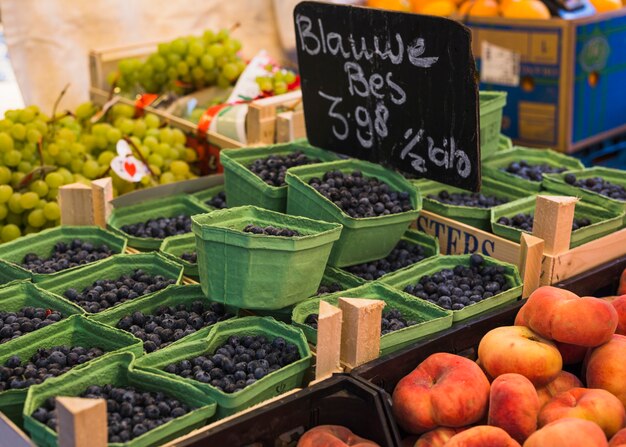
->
[589,0,621,12]
[410,0,434,11]
[459,0,500,16]
[366,0,411,10]
[421,0,458,15]
[501,0,551,18]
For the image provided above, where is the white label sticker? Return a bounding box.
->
[480,42,521,87]
[116,139,132,157]
[110,155,149,182]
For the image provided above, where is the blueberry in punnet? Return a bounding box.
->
[343,240,427,280]
[0,307,64,344]
[316,282,343,295]
[502,160,566,182]
[427,190,508,208]
[206,191,227,209]
[248,151,321,187]
[242,224,301,237]
[21,239,114,274]
[121,214,192,239]
[562,174,626,201]
[497,213,592,233]
[180,251,197,263]
[305,308,416,335]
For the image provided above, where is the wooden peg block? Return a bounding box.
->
[532,195,578,256]
[0,412,35,447]
[519,233,545,298]
[57,397,107,447]
[315,300,343,380]
[91,177,113,228]
[338,297,385,368]
[58,183,94,226]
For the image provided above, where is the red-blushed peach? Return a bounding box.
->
[523,418,608,447]
[488,373,539,443]
[413,427,466,447]
[515,304,527,326]
[478,325,562,386]
[538,387,626,437]
[554,340,588,365]
[392,352,490,434]
[524,286,618,347]
[445,426,521,447]
[296,425,380,446]
[610,428,626,447]
[611,296,626,336]
[586,334,626,408]
[536,370,583,409]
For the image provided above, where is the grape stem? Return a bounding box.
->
[51,83,71,120]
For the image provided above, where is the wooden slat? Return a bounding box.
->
[276,109,306,143]
[314,301,343,380]
[57,397,107,447]
[0,412,35,447]
[58,183,94,226]
[246,91,302,144]
[533,195,578,256]
[519,233,545,298]
[91,177,113,228]
[339,297,385,369]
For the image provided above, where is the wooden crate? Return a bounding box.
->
[246,90,304,145]
[89,41,160,91]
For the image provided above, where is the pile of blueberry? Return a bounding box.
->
[63,269,176,313]
[242,224,301,237]
[0,307,63,344]
[121,215,192,239]
[502,160,566,182]
[497,213,592,232]
[164,335,301,394]
[248,151,321,187]
[316,282,343,296]
[206,191,227,209]
[0,346,104,391]
[427,190,509,208]
[180,252,197,263]
[309,170,413,218]
[343,240,427,280]
[32,385,192,442]
[305,308,416,335]
[21,239,114,274]
[116,301,234,353]
[403,254,511,311]
[564,174,626,201]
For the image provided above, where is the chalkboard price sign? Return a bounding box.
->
[294,1,481,191]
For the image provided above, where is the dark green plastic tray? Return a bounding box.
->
[381,254,522,322]
[286,159,422,267]
[491,195,625,247]
[220,142,339,213]
[23,352,216,447]
[0,226,127,281]
[0,315,142,427]
[192,206,342,310]
[159,233,199,279]
[417,177,529,231]
[292,282,453,357]
[90,284,239,350]
[483,147,584,192]
[107,195,212,250]
[35,253,184,314]
[134,316,312,418]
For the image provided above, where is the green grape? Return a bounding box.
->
[157,42,170,56]
[18,108,36,123]
[10,123,26,141]
[70,142,86,157]
[45,172,64,188]
[171,38,188,55]
[155,143,170,158]
[75,102,95,120]
[118,118,135,135]
[119,58,138,75]
[47,142,60,156]
[170,160,190,176]
[203,30,216,42]
[20,191,39,210]
[70,159,84,174]
[107,127,122,144]
[217,74,231,89]
[208,43,225,58]
[133,120,147,138]
[4,150,22,167]
[98,151,116,166]
[83,160,101,179]
[284,70,297,84]
[149,164,161,176]
[177,61,189,76]
[215,56,228,68]
[222,63,240,81]
[274,81,288,95]
[56,151,72,165]
[111,104,135,119]
[27,209,46,228]
[0,204,7,220]
[144,114,160,129]
[43,202,61,221]
[1,224,21,242]
[0,185,12,203]
[143,136,159,150]
[274,71,284,83]
[30,180,49,198]
[46,188,59,200]
[185,55,198,68]
[148,153,164,167]
[17,161,32,174]
[57,168,74,184]
[159,128,173,145]
[8,193,23,213]
[189,41,204,57]
[159,172,176,184]
[11,172,25,188]
[0,166,10,184]
[0,119,13,131]
[57,127,77,143]
[0,132,14,152]
[200,54,215,70]
[152,55,167,72]
[26,128,41,144]
[36,199,47,209]
[167,53,181,67]
[24,225,37,235]
[191,67,205,82]
[167,67,179,81]
[216,29,230,41]
[185,148,198,162]
[172,129,186,145]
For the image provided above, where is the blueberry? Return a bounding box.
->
[20,239,114,274]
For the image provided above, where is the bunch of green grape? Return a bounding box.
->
[256,67,298,95]
[110,29,246,94]
[0,102,200,243]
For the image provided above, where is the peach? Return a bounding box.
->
[586,334,626,408]
[610,428,626,447]
[515,304,528,326]
[296,425,380,446]
[536,370,583,409]
[488,373,540,443]
[478,325,562,386]
[523,418,608,447]
[445,426,521,447]
[539,387,626,437]
[392,352,490,434]
[524,286,618,347]
[554,340,588,365]
[611,295,626,336]
[413,427,466,446]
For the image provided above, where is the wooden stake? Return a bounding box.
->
[532,195,578,256]
[519,233,544,298]
[91,177,113,228]
[276,110,306,143]
[58,183,95,226]
[314,301,343,380]
[0,412,35,447]
[338,297,385,368]
[56,397,107,447]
